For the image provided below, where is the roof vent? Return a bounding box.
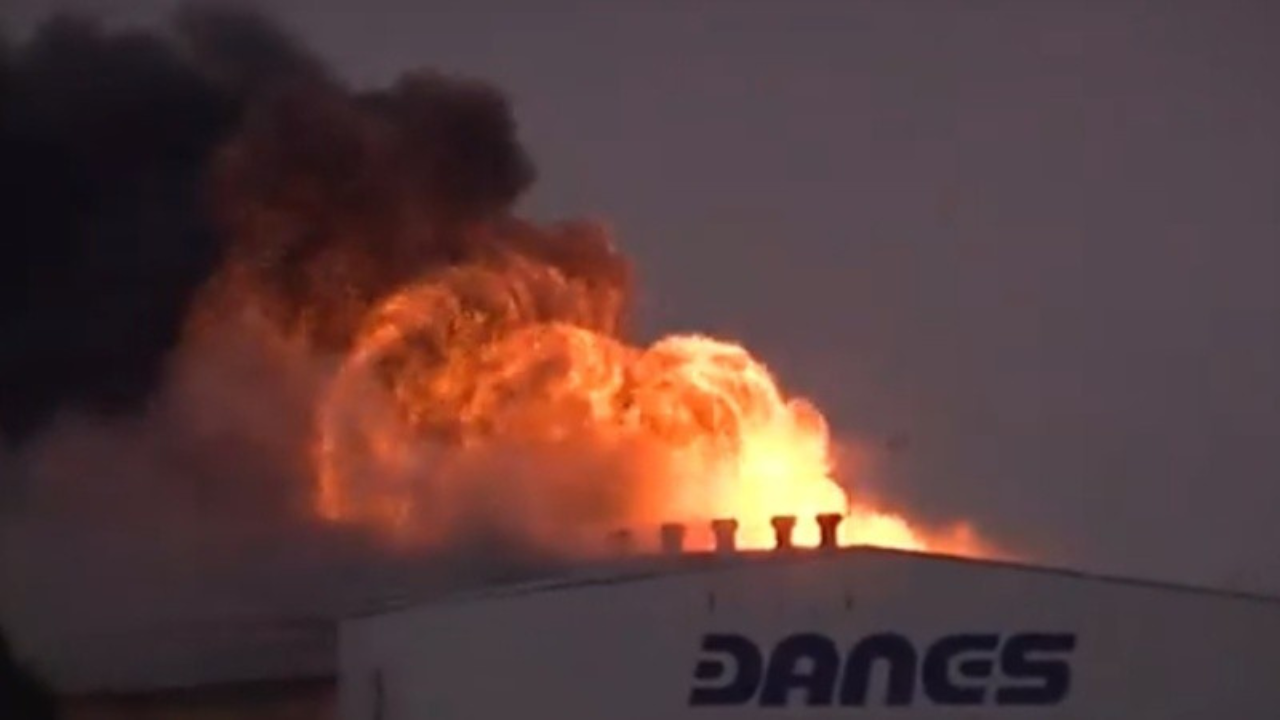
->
[660,522,686,554]
[816,513,843,550]
[710,518,738,553]
[608,528,634,556]
[770,515,797,550]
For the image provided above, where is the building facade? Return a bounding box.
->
[341,545,1280,719]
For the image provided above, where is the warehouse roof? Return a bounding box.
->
[352,544,1280,620]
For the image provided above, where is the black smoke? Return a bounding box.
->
[0,4,546,443]
[1,12,234,441]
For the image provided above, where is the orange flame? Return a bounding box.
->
[313,254,987,557]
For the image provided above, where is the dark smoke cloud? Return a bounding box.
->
[0,4,547,442]
[1,12,234,441]
[208,69,539,349]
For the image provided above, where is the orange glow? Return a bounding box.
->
[313,254,988,557]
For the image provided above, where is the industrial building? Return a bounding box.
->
[35,513,1280,719]
[341,515,1280,720]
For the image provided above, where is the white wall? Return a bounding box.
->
[341,549,1280,719]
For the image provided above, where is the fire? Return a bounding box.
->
[313,252,986,557]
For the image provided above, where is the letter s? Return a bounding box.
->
[689,634,763,706]
[922,633,999,706]
[996,633,1076,705]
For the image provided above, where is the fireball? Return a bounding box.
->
[312,251,986,557]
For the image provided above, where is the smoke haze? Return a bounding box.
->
[0,6,614,689]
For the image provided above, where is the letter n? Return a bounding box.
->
[840,633,916,706]
[759,634,840,707]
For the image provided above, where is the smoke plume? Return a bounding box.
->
[0,5,574,442]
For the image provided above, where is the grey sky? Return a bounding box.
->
[4,1,1278,590]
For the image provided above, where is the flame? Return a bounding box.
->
[313,253,986,557]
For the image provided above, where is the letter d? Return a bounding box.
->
[689,634,763,706]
